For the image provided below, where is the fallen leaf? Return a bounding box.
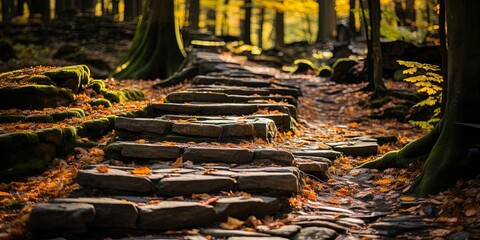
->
[430,229,452,237]
[465,209,477,217]
[171,156,184,167]
[335,188,350,197]
[289,197,301,207]
[437,216,458,223]
[220,217,244,229]
[95,165,109,173]
[326,198,341,205]
[400,196,416,202]
[200,196,221,205]
[130,166,151,176]
[136,139,146,143]
[375,179,392,186]
[0,191,10,197]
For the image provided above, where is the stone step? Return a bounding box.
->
[29,195,284,235]
[159,114,293,132]
[106,141,295,165]
[74,165,300,195]
[114,116,277,142]
[189,85,301,98]
[165,91,296,106]
[147,103,297,119]
[193,75,272,88]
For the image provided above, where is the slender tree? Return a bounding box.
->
[114,0,186,80]
[274,3,284,49]
[242,0,252,44]
[368,0,386,95]
[316,0,336,43]
[361,0,480,197]
[188,0,199,31]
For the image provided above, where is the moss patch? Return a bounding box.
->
[90,98,112,108]
[0,85,75,110]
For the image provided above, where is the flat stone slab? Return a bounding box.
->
[167,91,295,105]
[183,147,255,164]
[193,75,272,87]
[115,116,277,141]
[292,227,338,240]
[156,174,236,196]
[333,141,378,156]
[213,196,281,220]
[75,168,153,193]
[75,165,301,196]
[293,159,329,172]
[237,172,299,192]
[201,229,270,238]
[254,149,295,164]
[115,117,172,134]
[138,201,216,230]
[172,122,224,138]
[148,103,297,119]
[260,225,302,237]
[116,141,183,159]
[51,197,138,228]
[292,149,342,160]
[29,203,95,233]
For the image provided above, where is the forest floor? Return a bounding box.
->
[0,33,479,239]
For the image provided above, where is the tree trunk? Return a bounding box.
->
[316,0,336,43]
[405,0,415,27]
[257,7,264,48]
[113,0,186,80]
[124,0,137,21]
[188,0,199,30]
[242,0,252,44]
[439,0,447,116]
[222,0,229,35]
[348,0,356,38]
[369,0,386,95]
[206,8,215,33]
[394,0,405,26]
[274,6,284,49]
[360,0,480,197]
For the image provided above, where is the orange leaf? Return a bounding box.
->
[301,189,317,201]
[220,217,244,229]
[130,166,151,176]
[171,156,184,167]
[200,196,221,205]
[0,191,10,197]
[326,198,341,205]
[400,196,416,202]
[335,188,350,197]
[136,139,146,143]
[289,197,301,207]
[375,179,392,186]
[96,165,109,173]
[347,122,358,128]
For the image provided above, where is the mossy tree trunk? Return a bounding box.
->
[114,0,186,80]
[360,0,480,197]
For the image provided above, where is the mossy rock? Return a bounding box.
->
[331,58,364,83]
[123,88,144,101]
[292,59,316,74]
[0,85,75,110]
[51,109,85,121]
[26,75,55,85]
[370,96,393,108]
[0,158,51,182]
[90,98,112,108]
[88,79,106,93]
[24,115,54,123]
[78,118,113,139]
[0,115,25,123]
[101,89,125,103]
[318,66,333,77]
[0,132,39,171]
[43,66,85,93]
[37,127,63,145]
[57,126,79,156]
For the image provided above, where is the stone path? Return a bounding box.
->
[28,50,436,239]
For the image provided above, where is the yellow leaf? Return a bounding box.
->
[220,217,244,229]
[380,187,390,193]
[400,196,416,202]
[326,198,341,205]
[171,156,184,167]
[96,165,109,173]
[130,166,151,176]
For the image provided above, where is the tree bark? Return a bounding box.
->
[316,0,336,42]
[348,0,356,38]
[274,5,284,49]
[257,7,264,48]
[360,0,480,197]
[113,0,186,80]
[242,0,252,44]
[188,0,199,30]
[369,0,386,95]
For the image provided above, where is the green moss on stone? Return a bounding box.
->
[37,127,63,145]
[0,158,51,182]
[0,115,25,123]
[26,75,55,85]
[318,66,333,77]
[0,132,39,150]
[0,85,75,110]
[24,115,54,123]
[101,89,125,103]
[90,98,112,108]
[88,79,106,93]
[80,118,112,139]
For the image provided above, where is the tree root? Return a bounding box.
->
[359,120,443,169]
